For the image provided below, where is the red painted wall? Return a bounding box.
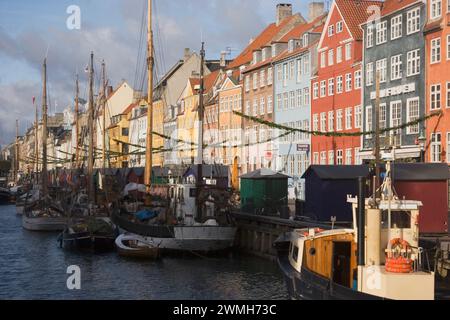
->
[394,181,448,234]
[311,5,362,164]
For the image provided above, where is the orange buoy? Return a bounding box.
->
[385,238,413,273]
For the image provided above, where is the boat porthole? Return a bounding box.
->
[309,248,316,256]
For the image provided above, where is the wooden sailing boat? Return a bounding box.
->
[112,0,237,253]
[60,52,117,251]
[22,58,67,231]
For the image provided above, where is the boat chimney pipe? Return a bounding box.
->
[357,176,366,266]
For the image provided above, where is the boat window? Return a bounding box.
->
[189,188,197,198]
[292,245,299,263]
[381,210,411,229]
[309,247,316,256]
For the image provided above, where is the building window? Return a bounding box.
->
[276,94,282,111]
[366,62,374,86]
[376,59,387,83]
[345,43,352,60]
[245,76,250,92]
[447,35,450,60]
[391,55,402,80]
[345,149,352,165]
[313,114,319,131]
[320,112,327,132]
[328,25,334,37]
[355,105,362,129]
[391,14,402,40]
[406,97,420,134]
[313,82,319,99]
[431,38,441,64]
[367,25,374,48]
[253,99,258,116]
[337,150,343,165]
[328,111,334,132]
[407,7,420,35]
[267,95,273,113]
[260,97,265,115]
[320,52,326,68]
[376,21,387,45]
[337,46,342,63]
[391,101,402,145]
[296,89,303,107]
[345,73,352,92]
[337,21,343,33]
[253,73,258,90]
[277,65,283,82]
[260,69,265,87]
[431,0,442,19]
[328,49,334,66]
[379,103,387,135]
[267,67,273,85]
[447,82,450,108]
[289,61,295,80]
[303,34,309,47]
[283,63,288,86]
[303,55,310,75]
[283,92,289,110]
[296,59,302,82]
[328,78,335,96]
[336,109,343,131]
[345,107,352,130]
[245,100,251,115]
[290,91,295,109]
[337,76,343,93]
[320,80,326,97]
[431,133,442,162]
[366,106,373,139]
[354,70,362,89]
[328,151,334,165]
[407,49,420,76]
[320,151,327,165]
[313,152,319,165]
[431,84,442,110]
[304,87,310,106]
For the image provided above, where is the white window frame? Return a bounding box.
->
[337,46,342,63]
[431,37,441,64]
[345,73,352,92]
[366,62,374,86]
[406,97,420,135]
[320,80,326,98]
[391,54,402,80]
[328,49,334,66]
[355,105,362,129]
[337,75,343,93]
[376,59,387,83]
[354,70,362,89]
[366,25,374,48]
[391,14,402,40]
[430,0,442,20]
[366,105,373,139]
[328,78,335,96]
[345,107,352,130]
[407,7,421,35]
[431,132,442,163]
[431,84,442,110]
[376,21,387,45]
[407,49,420,76]
[336,109,343,131]
[345,43,352,61]
[337,21,343,33]
[313,82,319,99]
[328,111,334,132]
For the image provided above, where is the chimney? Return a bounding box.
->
[276,3,293,26]
[107,86,113,97]
[184,48,191,62]
[220,51,227,68]
[308,2,325,22]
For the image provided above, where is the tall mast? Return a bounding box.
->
[41,58,48,199]
[87,52,95,204]
[101,60,107,169]
[196,42,205,222]
[34,98,39,184]
[15,119,19,184]
[374,70,381,200]
[144,0,154,206]
[74,74,80,168]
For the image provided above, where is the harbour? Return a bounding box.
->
[0,205,286,300]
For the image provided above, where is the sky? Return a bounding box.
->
[0,0,312,146]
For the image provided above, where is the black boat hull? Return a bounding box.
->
[60,231,117,252]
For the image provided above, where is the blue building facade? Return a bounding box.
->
[273,26,323,198]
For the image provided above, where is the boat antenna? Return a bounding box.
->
[144,0,154,206]
[87,51,95,206]
[41,58,48,201]
[196,41,205,222]
[74,74,80,169]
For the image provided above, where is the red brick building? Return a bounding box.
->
[311,0,382,165]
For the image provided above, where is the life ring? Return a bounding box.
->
[386,238,413,273]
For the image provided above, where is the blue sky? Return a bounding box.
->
[0,0,311,145]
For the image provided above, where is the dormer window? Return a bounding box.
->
[288,39,295,53]
[302,34,309,47]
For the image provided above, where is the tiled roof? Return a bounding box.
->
[336,0,383,40]
[272,39,320,64]
[381,0,420,16]
[227,15,299,69]
[188,70,221,94]
[123,102,138,115]
[279,13,327,42]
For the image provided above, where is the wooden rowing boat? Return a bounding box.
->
[115,234,160,259]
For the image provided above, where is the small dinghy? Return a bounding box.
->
[115,234,160,259]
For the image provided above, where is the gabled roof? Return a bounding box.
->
[272,39,319,64]
[241,168,290,179]
[381,0,421,16]
[227,14,301,69]
[279,13,327,42]
[302,165,370,180]
[334,0,383,41]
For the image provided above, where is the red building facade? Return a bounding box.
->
[311,0,382,165]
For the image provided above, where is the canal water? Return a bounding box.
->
[0,205,288,300]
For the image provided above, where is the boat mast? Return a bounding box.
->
[34,98,39,184]
[15,119,18,185]
[74,74,80,169]
[101,60,107,169]
[144,0,154,206]
[196,42,205,221]
[87,52,95,205]
[374,71,381,200]
[41,58,48,199]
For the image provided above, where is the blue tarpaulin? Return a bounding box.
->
[135,210,159,221]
